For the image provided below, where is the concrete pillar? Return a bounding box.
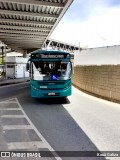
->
[3,46,7,79]
[23,49,27,58]
[1,46,7,79]
[4,46,7,57]
[1,46,4,64]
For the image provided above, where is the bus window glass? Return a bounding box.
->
[31,61,71,80]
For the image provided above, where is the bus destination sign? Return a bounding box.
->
[39,54,64,58]
[31,54,66,59]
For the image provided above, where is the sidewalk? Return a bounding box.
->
[0,76,30,86]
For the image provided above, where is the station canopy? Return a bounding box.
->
[0,0,73,52]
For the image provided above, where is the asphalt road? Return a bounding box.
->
[0,83,120,160]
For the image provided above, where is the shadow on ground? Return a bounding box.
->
[33,97,70,105]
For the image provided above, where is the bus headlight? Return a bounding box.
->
[64,84,71,90]
[31,85,39,91]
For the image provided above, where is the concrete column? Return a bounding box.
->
[4,46,7,79]
[1,46,7,79]
[4,46,7,57]
[23,49,27,58]
[1,46,4,64]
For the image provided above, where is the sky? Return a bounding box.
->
[50,0,120,48]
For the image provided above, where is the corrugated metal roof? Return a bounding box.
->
[0,0,73,51]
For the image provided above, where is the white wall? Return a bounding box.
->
[4,57,29,78]
[74,45,120,66]
[4,57,28,63]
[6,52,22,57]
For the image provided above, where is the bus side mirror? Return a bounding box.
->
[70,54,74,74]
[26,63,29,71]
[70,54,74,62]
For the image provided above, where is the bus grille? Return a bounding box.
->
[37,82,65,86]
[40,88,63,90]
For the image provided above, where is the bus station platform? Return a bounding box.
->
[0,77,30,86]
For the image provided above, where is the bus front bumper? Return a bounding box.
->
[31,86,71,98]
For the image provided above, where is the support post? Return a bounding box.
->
[1,46,4,65]
[23,49,27,58]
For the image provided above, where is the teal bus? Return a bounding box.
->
[27,50,74,98]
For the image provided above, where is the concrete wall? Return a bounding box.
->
[73,45,120,103]
[74,45,120,66]
[73,65,120,103]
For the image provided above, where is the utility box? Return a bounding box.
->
[4,57,29,78]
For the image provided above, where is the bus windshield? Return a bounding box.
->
[31,61,71,81]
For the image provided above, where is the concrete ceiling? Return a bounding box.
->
[0,0,73,52]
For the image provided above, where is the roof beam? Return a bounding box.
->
[8,45,41,49]
[2,43,42,48]
[6,42,42,46]
[0,37,44,42]
[0,33,46,39]
[3,39,42,45]
[0,0,64,8]
[6,42,42,45]
[0,25,50,31]
[0,29,48,36]
[0,37,43,41]
[0,18,54,26]
[5,43,42,47]
[9,44,41,47]
[0,36,43,43]
[6,46,42,49]
[1,44,42,49]
[0,9,58,19]
[8,44,42,49]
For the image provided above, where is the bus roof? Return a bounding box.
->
[31,50,70,55]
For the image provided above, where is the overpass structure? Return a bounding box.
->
[0,0,74,54]
[43,38,79,52]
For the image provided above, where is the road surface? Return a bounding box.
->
[0,83,120,160]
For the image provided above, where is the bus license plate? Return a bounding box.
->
[40,86,47,88]
[48,93,55,95]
